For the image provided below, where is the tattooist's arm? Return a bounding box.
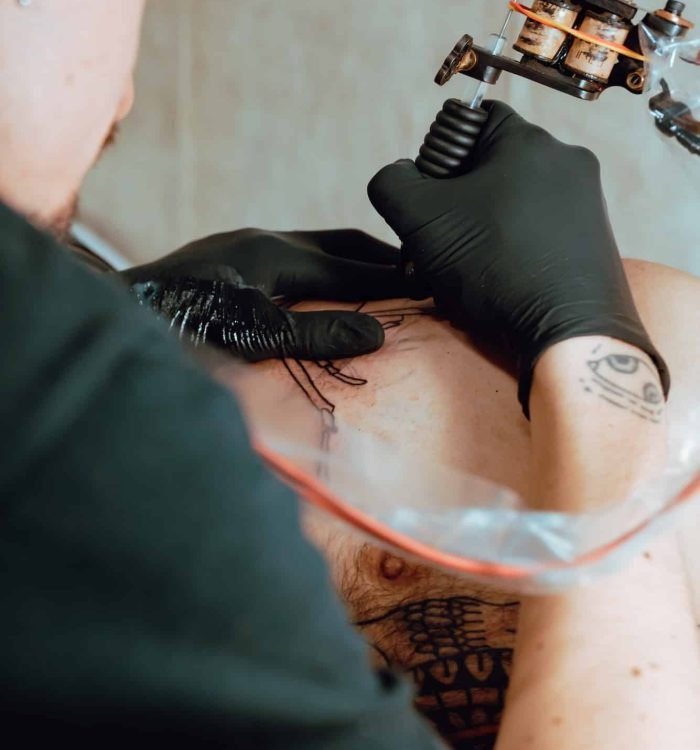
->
[494,336,700,750]
[368,99,698,750]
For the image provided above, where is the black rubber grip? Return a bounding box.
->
[416,98,488,178]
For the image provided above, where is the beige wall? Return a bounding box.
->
[80,0,699,275]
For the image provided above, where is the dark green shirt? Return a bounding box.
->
[0,203,439,749]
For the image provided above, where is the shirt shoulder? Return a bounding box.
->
[0,203,438,749]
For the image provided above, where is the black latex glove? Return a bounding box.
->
[118,229,411,362]
[368,100,670,416]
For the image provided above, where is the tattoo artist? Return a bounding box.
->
[1,3,698,750]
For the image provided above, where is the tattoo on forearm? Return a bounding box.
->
[355,596,519,750]
[581,346,664,423]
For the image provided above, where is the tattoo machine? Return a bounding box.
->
[416,0,699,180]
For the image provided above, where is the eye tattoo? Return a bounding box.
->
[583,350,665,422]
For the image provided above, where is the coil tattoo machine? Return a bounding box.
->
[416,1,698,178]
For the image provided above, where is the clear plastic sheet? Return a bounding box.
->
[232,366,700,595]
[641,22,700,157]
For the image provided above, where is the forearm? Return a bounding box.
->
[497,337,700,750]
[528,336,667,510]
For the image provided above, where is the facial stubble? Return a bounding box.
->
[48,122,121,241]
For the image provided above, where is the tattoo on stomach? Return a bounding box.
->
[355,596,519,750]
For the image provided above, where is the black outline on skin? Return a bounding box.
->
[279,302,438,461]
[581,346,665,423]
[132,282,435,458]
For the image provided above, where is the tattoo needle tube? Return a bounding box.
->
[415,8,514,179]
[467,8,514,108]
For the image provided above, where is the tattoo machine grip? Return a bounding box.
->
[415,98,488,178]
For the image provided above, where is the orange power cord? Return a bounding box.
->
[509,1,649,63]
[253,437,700,582]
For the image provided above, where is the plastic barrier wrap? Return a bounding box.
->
[232,365,700,595]
[642,22,700,156]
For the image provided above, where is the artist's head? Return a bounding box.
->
[0,0,146,238]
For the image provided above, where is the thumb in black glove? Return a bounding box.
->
[368,101,670,416]
[119,229,413,362]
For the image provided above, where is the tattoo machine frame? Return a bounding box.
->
[234,369,700,595]
[417,0,699,180]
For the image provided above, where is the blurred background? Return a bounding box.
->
[79,0,699,275]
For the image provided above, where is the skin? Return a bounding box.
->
[495,332,700,750]
[226,259,700,749]
[3,2,698,746]
[0,0,146,234]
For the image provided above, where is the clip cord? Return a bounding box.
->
[509,1,649,63]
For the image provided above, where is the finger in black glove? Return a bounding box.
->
[119,229,413,362]
[129,273,384,362]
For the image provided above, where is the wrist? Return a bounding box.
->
[518,318,671,422]
[532,336,666,424]
[527,337,668,511]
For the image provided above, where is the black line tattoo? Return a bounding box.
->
[581,347,664,423]
[355,596,519,750]
[280,358,338,475]
[314,360,368,387]
[275,303,437,468]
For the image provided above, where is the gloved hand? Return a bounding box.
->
[118,229,410,362]
[368,101,670,416]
